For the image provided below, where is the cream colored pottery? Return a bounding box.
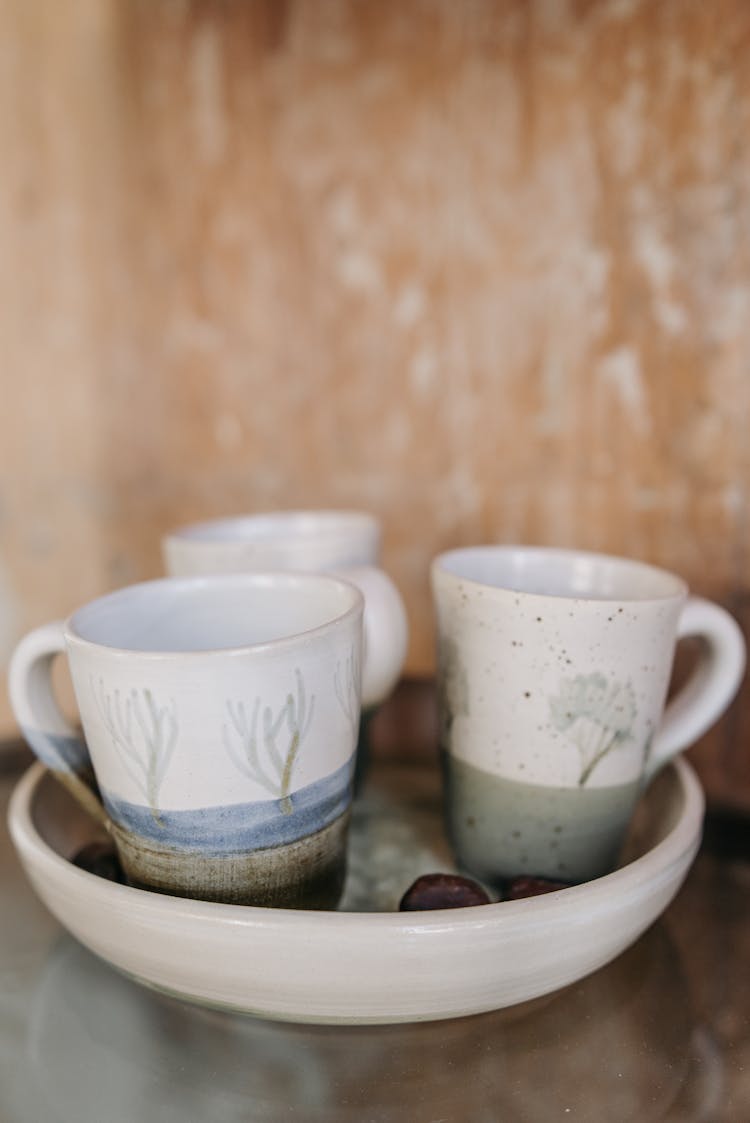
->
[432,545,743,884]
[8,756,703,1024]
[9,573,412,907]
[162,511,409,707]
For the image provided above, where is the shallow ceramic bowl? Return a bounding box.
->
[8,757,703,1024]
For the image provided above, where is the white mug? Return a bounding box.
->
[9,573,406,907]
[432,546,746,885]
[163,511,408,708]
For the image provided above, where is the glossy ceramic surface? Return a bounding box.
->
[163,510,382,575]
[162,511,409,708]
[8,575,391,905]
[8,753,704,1024]
[431,545,742,884]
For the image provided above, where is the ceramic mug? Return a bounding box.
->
[432,546,746,885]
[162,511,408,708]
[9,572,406,907]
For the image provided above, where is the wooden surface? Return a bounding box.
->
[1,0,749,802]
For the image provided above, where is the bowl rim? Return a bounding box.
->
[8,758,704,936]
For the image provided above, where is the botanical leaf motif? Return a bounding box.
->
[549,672,636,786]
[334,646,361,735]
[92,678,178,826]
[223,668,315,815]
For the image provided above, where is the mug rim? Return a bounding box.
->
[66,573,364,659]
[164,509,380,547]
[432,545,688,603]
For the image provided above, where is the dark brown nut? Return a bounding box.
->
[71,842,126,884]
[504,876,570,899]
[399,873,491,911]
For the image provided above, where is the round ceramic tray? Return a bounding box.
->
[8,757,703,1024]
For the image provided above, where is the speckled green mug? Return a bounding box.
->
[432,546,745,886]
[9,572,406,907]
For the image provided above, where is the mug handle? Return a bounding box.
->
[8,622,111,829]
[334,566,409,707]
[646,597,746,781]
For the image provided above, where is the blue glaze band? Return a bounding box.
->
[20,727,90,776]
[101,759,354,853]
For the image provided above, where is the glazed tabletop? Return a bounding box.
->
[1,699,749,1122]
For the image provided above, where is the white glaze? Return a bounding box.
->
[8,757,704,1024]
[163,510,382,575]
[8,573,407,815]
[162,510,408,706]
[432,546,745,789]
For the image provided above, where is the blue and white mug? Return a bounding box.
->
[9,572,403,907]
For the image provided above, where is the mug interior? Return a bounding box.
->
[436,547,686,601]
[69,574,361,653]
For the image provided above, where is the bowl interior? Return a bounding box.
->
[29,758,690,914]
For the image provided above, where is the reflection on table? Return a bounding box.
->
[19,922,716,1123]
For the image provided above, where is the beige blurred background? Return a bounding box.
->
[1,0,748,802]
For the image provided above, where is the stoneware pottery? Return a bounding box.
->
[8,754,703,1023]
[432,546,745,885]
[8,573,406,906]
[162,510,408,707]
[163,509,381,576]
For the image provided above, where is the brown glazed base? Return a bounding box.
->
[111,810,351,909]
